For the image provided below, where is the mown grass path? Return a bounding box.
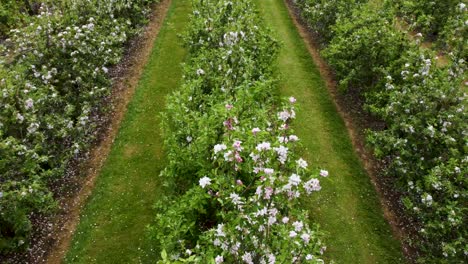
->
[64,0,190,263]
[255,0,405,263]
[62,0,405,262]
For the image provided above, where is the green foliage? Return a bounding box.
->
[294,0,367,44]
[149,0,326,262]
[0,0,157,253]
[296,0,468,262]
[0,0,30,37]
[392,0,462,36]
[368,50,467,262]
[391,0,468,59]
[323,6,410,92]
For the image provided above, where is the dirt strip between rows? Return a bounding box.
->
[284,0,417,261]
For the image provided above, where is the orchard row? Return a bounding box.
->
[149,1,327,263]
[0,0,158,252]
[295,0,467,262]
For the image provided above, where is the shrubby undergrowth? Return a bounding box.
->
[149,1,327,263]
[391,0,468,61]
[295,0,467,262]
[0,0,157,252]
[0,0,30,38]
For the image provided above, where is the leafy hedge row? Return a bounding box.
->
[0,1,23,37]
[149,1,328,263]
[391,0,467,62]
[0,0,157,252]
[295,0,467,262]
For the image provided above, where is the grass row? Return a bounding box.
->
[63,0,404,262]
[64,0,190,262]
[254,0,404,262]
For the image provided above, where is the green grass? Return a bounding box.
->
[64,1,190,263]
[255,0,405,263]
[63,0,404,262]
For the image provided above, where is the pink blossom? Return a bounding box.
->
[234,152,243,163]
[274,145,288,164]
[223,118,234,130]
[232,140,243,151]
[264,187,274,200]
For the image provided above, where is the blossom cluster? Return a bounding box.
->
[150,0,327,263]
[296,0,467,261]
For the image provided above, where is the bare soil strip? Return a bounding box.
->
[40,1,173,263]
[284,0,417,261]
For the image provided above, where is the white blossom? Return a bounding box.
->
[256,142,271,151]
[230,193,242,205]
[296,158,308,169]
[289,135,299,142]
[292,221,303,232]
[320,170,329,177]
[278,110,291,122]
[274,145,288,164]
[289,174,301,186]
[422,194,433,206]
[25,98,34,109]
[289,231,297,237]
[196,68,205,75]
[215,255,224,263]
[214,144,227,154]
[16,113,24,123]
[216,224,226,237]
[301,233,310,244]
[242,252,254,264]
[199,176,211,188]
